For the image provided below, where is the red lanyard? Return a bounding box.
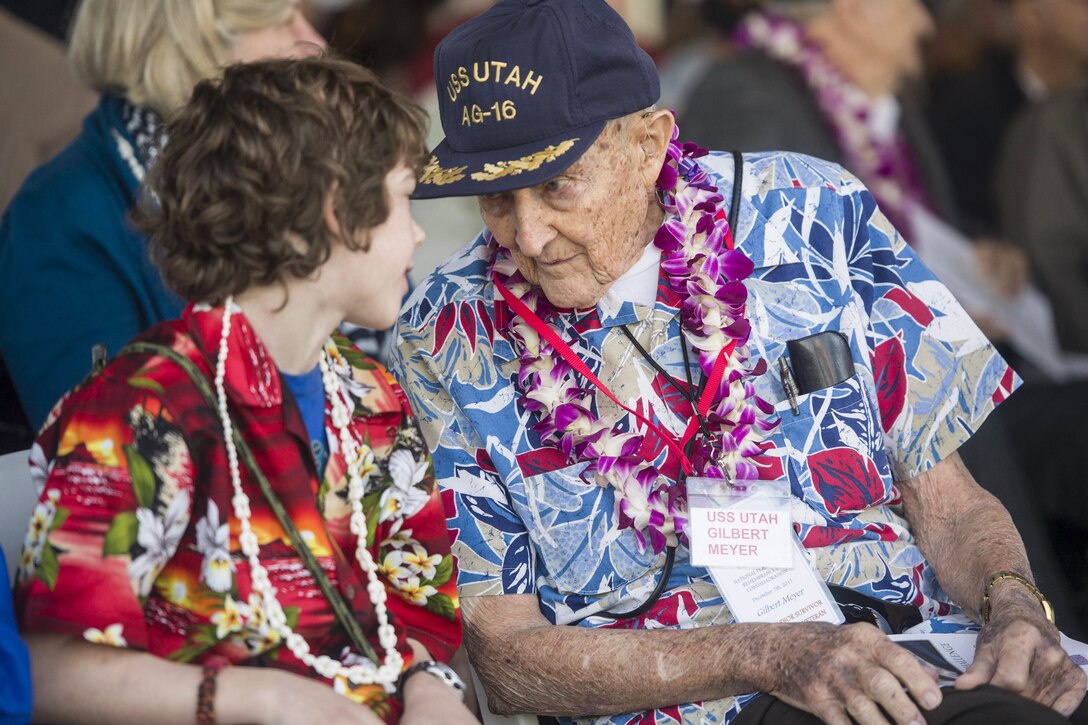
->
[679,342,733,451]
[495,280,735,476]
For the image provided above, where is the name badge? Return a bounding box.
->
[687,477,843,625]
[689,502,792,569]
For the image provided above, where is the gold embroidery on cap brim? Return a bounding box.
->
[421,155,468,186]
[470,139,579,181]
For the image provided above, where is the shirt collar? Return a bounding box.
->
[184,301,284,408]
[866,95,902,144]
[1016,59,1049,102]
[601,242,662,309]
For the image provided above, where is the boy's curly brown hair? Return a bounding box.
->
[137,55,428,304]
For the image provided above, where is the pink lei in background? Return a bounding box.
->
[735,12,934,236]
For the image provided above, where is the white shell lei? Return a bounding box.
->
[214,297,403,687]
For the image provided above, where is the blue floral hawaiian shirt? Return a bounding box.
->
[394,151,1018,724]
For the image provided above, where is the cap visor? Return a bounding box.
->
[413,118,607,199]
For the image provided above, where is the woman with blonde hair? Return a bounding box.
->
[0,0,325,431]
[16,55,475,724]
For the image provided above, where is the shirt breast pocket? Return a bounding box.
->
[508,461,657,596]
[776,373,894,520]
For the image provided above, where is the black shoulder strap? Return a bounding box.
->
[117,341,382,664]
[730,149,744,235]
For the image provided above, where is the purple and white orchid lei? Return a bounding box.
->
[735,12,932,235]
[491,129,778,554]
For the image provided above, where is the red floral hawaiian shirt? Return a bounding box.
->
[16,303,461,722]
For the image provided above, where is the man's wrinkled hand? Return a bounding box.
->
[767,622,942,725]
[956,601,1086,717]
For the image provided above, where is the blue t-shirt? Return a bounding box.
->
[1,549,32,724]
[281,366,329,479]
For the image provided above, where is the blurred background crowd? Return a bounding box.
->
[2,0,1088,633]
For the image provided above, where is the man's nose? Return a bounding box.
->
[511,193,555,257]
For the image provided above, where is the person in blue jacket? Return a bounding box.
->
[0,548,31,725]
[0,0,326,429]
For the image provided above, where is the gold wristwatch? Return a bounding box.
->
[981,570,1055,625]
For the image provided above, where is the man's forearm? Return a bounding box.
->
[464,594,791,717]
[898,452,1033,620]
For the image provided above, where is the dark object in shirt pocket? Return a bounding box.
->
[786,331,855,394]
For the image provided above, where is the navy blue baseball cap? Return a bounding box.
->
[414,0,661,199]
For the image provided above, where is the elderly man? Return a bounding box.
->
[394,1,1087,723]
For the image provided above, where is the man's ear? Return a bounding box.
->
[637,109,676,186]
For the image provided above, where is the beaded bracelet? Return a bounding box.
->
[197,656,231,724]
